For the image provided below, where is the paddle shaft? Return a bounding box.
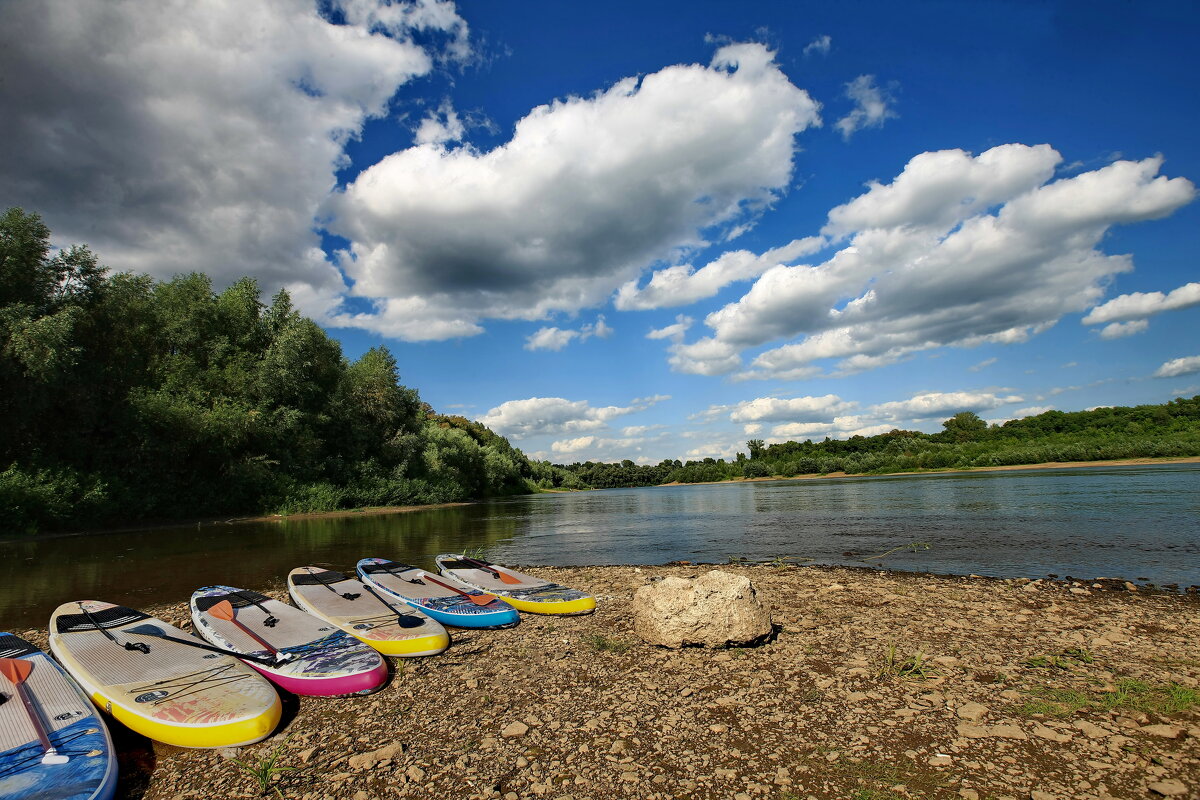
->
[0,659,66,764]
[460,556,522,585]
[207,600,283,656]
[125,627,279,666]
[420,572,492,605]
[358,580,421,626]
[14,681,56,756]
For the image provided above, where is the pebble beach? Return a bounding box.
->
[16,564,1200,800]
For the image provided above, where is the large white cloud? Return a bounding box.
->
[669,147,1195,378]
[324,43,821,338]
[0,0,468,310]
[479,395,667,439]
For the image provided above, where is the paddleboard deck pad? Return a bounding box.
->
[356,558,520,629]
[435,554,596,615]
[287,567,449,657]
[0,633,117,800]
[48,602,281,749]
[191,586,387,696]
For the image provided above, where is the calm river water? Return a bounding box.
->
[2,462,1198,628]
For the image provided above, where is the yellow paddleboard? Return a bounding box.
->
[434,554,596,615]
[287,567,449,657]
[49,601,281,749]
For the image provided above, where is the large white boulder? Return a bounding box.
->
[631,570,773,648]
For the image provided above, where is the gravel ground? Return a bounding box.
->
[16,564,1200,800]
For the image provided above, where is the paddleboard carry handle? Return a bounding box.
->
[231,590,279,627]
[0,658,69,765]
[78,602,149,654]
[306,567,360,601]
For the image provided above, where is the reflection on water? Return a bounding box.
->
[2,462,1198,628]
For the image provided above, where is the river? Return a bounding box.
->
[2,462,1198,628]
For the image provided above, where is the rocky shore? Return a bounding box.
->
[17,565,1200,800]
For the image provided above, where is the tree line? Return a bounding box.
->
[0,208,579,533]
[549,402,1200,489]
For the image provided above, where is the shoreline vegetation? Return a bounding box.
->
[13,564,1199,800]
[4,206,1200,535]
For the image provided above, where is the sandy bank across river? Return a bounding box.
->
[15,564,1200,800]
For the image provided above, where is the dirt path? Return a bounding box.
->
[17,565,1200,800]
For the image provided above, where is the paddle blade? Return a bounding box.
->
[208,599,236,621]
[0,657,32,684]
[494,569,522,585]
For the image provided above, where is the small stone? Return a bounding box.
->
[956,702,989,721]
[928,755,952,766]
[1030,791,1059,800]
[352,791,370,800]
[933,656,960,668]
[989,724,1028,740]
[502,721,529,738]
[1141,724,1184,739]
[959,790,980,800]
[1147,779,1187,796]
[1074,720,1109,739]
[709,724,728,733]
[956,723,990,739]
[1032,724,1072,743]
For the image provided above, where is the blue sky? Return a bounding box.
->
[2,0,1198,463]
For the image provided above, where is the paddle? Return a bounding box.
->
[0,658,69,765]
[207,600,292,663]
[460,556,522,585]
[418,572,495,606]
[78,603,149,654]
[124,625,281,666]
[356,581,425,629]
[305,568,360,601]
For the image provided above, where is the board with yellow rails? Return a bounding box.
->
[287,567,449,657]
[434,554,596,615]
[48,601,281,749]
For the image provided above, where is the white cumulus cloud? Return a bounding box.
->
[728,394,856,422]
[872,391,1023,421]
[479,395,666,439]
[1098,320,1150,339]
[1154,355,1200,379]
[524,315,613,351]
[324,42,821,339]
[668,146,1195,378]
[0,0,468,312]
[1083,281,1200,326]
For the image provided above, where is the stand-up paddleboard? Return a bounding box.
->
[435,554,597,615]
[191,586,387,697]
[48,601,281,749]
[0,633,117,800]
[287,567,449,657]
[356,558,520,629]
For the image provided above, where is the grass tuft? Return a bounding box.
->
[585,633,633,653]
[229,735,297,799]
[875,643,935,679]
